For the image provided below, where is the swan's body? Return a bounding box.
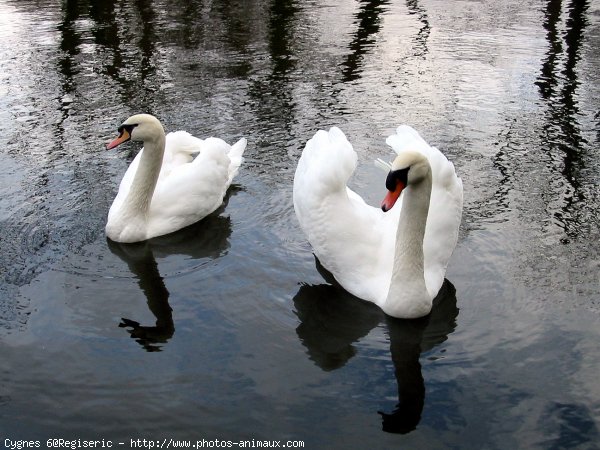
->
[106,114,246,243]
[293,125,463,318]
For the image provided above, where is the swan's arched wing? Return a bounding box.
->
[424,158,463,296]
[148,138,234,237]
[158,131,204,180]
[294,127,357,197]
[293,127,394,304]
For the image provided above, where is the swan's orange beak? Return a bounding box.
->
[107,128,131,150]
[381,181,405,212]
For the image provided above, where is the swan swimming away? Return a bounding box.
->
[293,125,463,319]
[105,113,246,243]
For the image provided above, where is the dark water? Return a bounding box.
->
[1,0,599,448]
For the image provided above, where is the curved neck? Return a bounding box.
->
[123,135,165,217]
[384,170,432,318]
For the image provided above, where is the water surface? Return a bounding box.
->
[1,0,599,448]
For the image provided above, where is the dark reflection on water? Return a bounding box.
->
[537,0,591,238]
[341,0,390,82]
[294,260,458,434]
[108,203,232,351]
[108,240,174,352]
[269,0,299,78]
[57,0,81,94]
[1,0,599,446]
[486,0,598,244]
[381,282,457,435]
[55,0,166,113]
[88,0,127,89]
[246,0,298,148]
[405,0,430,58]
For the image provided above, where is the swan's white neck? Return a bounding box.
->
[383,169,432,318]
[123,134,165,219]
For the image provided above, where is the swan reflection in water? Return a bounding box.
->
[107,205,233,351]
[293,261,458,434]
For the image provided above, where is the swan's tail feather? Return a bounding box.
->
[192,136,245,186]
[226,137,247,185]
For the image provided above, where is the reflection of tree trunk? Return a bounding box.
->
[58,0,81,93]
[246,0,298,158]
[342,0,390,82]
[269,0,298,77]
[563,1,589,91]
[89,0,121,78]
[538,0,589,113]
[135,0,157,82]
[536,0,590,237]
[405,0,430,57]
[537,0,562,99]
[560,0,589,191]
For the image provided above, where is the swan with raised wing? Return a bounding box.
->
[293,125,462,319]
[106,114,246,243]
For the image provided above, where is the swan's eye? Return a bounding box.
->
[385,168,409,191]
[117,123,138,138]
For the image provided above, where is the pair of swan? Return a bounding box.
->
[106,114,463,319]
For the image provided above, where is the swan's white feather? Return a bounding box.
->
[293,125,462,317]
[293,128,397,305]
[107,122,246,243]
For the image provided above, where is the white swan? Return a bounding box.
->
[105,114,246,243]
[293,125,463,319]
